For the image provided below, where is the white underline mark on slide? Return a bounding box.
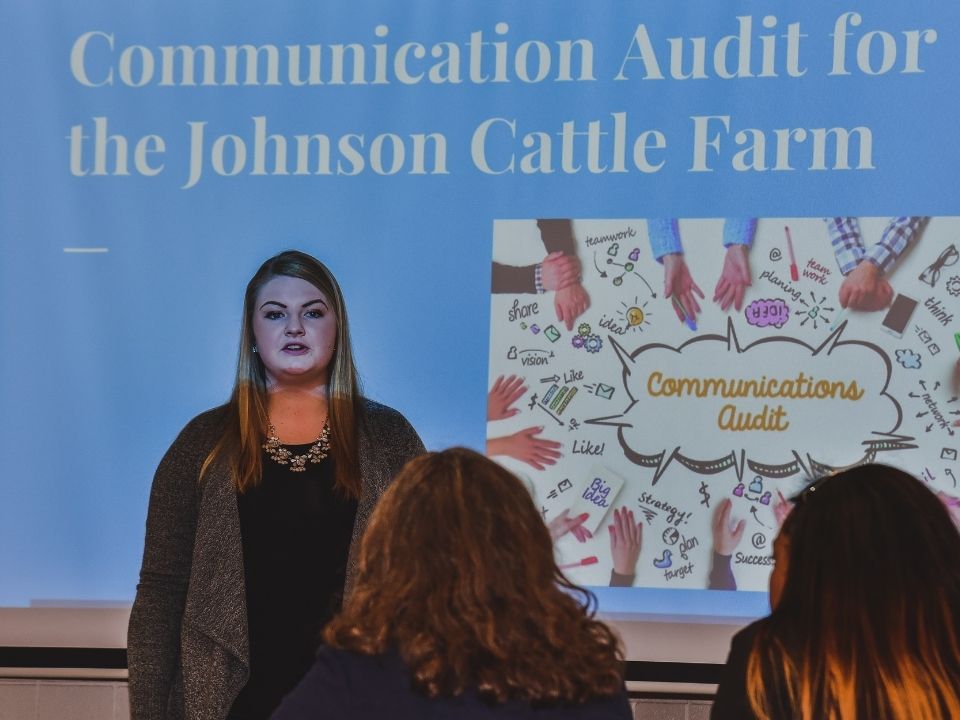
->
[63,247,109,253]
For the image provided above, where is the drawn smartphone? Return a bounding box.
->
[881,294,918,338]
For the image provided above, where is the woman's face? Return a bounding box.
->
[252,275,337,389]
[768,531,790,609]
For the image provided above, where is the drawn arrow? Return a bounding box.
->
[541,375,559,383]
[920,380,928,390]
[535,403,564,426]
[948,396,958,403]
[593,252,607,278]
[934,381,942,390]
[750,506,770,528]
[908,392,921,398]
[633,271,656,297]
[917,411,930,418]
[926,423,935,433]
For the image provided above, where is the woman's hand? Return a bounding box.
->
[540,251,581,291]
[937,491,960,529]
[713,245,751,311]
[553,283,590,331]
[712,498,746,556]
[663,253,704,323]
[487,374,527,421]
[608,507,642,575]
[773,490,793,528]
[486,426,561,470]
[548,509,591,543]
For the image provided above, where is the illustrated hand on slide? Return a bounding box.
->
[663,253,704,324]
[485,426,561,471]
[554,282,590,331]
[713,245,752,312]
[608,507,642,575]
[838,259,893,311]
[937,491,960,529]
[548,509,592,543]
[487,374,527,421]
[712,498,746,556]
[773,490,793,528]
[540,251,581,292]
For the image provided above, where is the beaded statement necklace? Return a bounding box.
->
[263,421,330,471]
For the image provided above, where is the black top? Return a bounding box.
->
[712,619,792,720]
[228,449,358,720]
[711,621,760,719]
[272,646,633,720]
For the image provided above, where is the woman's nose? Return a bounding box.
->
[285,317,304,335]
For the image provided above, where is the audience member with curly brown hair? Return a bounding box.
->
[272,447,631,719]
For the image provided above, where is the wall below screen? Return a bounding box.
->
[0,607,747,665]
[0,679,714,720]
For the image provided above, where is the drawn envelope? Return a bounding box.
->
[565,465,626,535]
[595,382,615,400]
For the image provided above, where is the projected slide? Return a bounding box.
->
[488,217,960,591]
[4,1,960,639]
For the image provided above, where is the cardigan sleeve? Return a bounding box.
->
[364,401,426,480]
[127,412,218,720]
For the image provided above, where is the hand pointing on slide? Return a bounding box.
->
[487,375,527,421]
[609,507,643,575]
[663,253,704,324]
[712,498,746,556]
[937,491,960,529]
[486,426,561,471]
[554,282,590,331]
[548,509,591,543]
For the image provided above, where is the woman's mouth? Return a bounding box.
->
[282,343,309,354]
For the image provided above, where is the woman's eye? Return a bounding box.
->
[305,310,324,319]
[264,310,284,320]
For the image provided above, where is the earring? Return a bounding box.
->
[252,345,258,353]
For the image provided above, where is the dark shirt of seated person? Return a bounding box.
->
[711,464,960,720]
[272,448,632,720]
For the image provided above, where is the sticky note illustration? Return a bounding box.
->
[564,465,625,535]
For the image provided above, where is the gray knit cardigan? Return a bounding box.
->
[127,400,425,720]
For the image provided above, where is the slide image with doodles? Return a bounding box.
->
[487,217,960,592]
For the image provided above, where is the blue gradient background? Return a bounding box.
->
[1,1,957,620]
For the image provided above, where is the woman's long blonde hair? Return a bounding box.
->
[201,250,363,496]
[746,464,960,719]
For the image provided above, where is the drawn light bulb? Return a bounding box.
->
[626,306,645,327]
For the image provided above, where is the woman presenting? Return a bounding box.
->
[128,250,425,720]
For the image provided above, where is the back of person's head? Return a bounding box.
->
[324,447,623,703]
[748,463,960,719]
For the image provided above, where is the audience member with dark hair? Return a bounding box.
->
[711,464,960,719]
[272,448,632,720]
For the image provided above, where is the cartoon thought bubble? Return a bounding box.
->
[745,298,790,329]
[587,320,915,484]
